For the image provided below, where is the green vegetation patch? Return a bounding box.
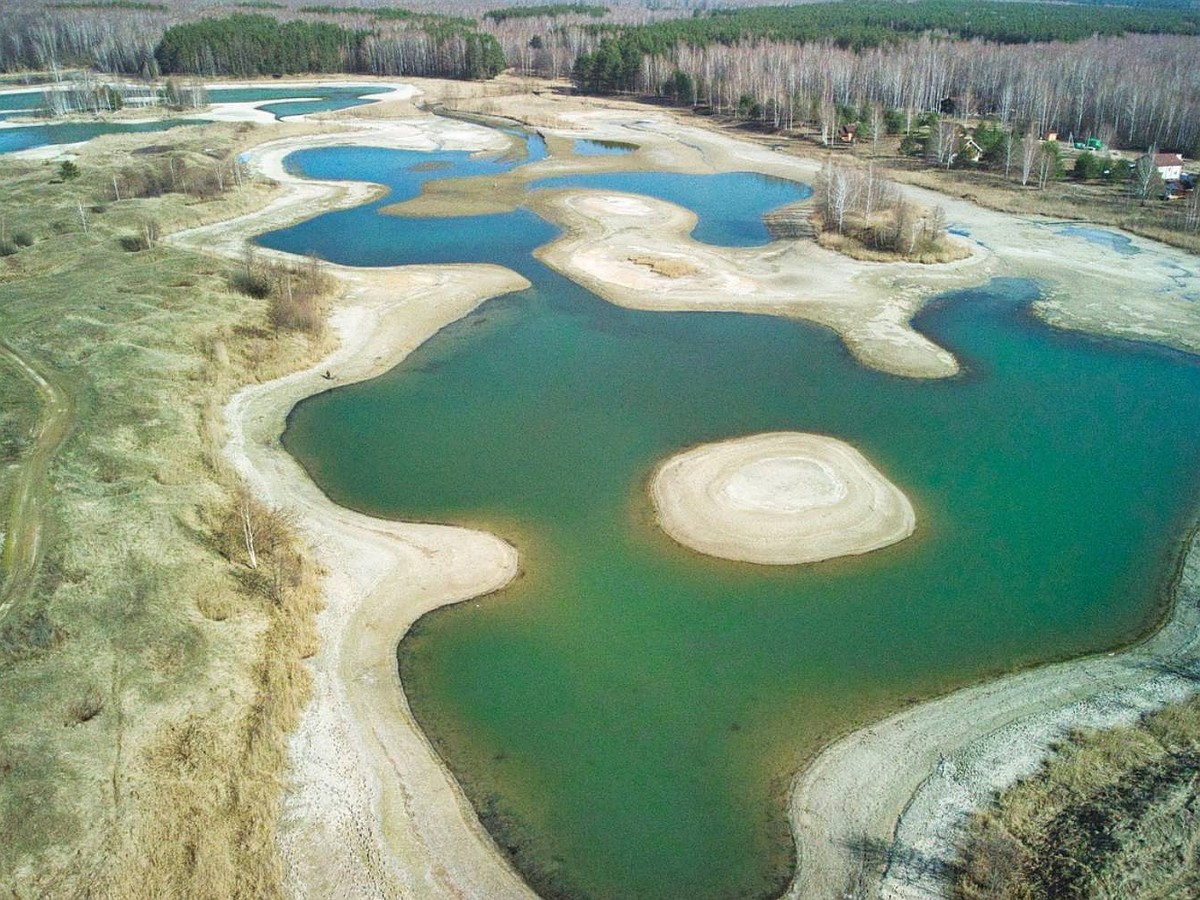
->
[299,4,476,28]
[573,0,1200,93]
[957,694,1200,899]
[52,0,166,10]
[484,4,608,23]
[154,12,504,79]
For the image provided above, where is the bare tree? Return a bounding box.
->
[1184,181,1200,233]
[863,163,877,220]
[238,492,258,570]
[927,205,947,241]
[1020,129,1040,187]
[1036,145,1059,190]
[823,160,853,233]
[928,118,959,169]
[1132,146,1160,204]
[868,102,886,157]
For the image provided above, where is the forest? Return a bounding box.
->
[564,4,1200,155]
[1,4,505,80]
[577,0,1199,57]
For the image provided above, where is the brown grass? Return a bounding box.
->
[0,118,334,899]
[628,255,699,277]
[816,228,971,264]
[812,208,969,264]
[231,251,337,338]
[955,695,1200,899]
[110,495,322,900]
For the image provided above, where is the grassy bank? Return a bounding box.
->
[955,695,1200,899]
[0,121,332,897]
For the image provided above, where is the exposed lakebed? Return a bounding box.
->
[268,137,1200,899]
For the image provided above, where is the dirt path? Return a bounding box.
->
[0,339,73,619]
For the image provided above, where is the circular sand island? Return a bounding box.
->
[651,432,916,565]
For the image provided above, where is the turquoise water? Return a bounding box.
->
[0,90,46,122]
[273,141,1200,899]
[255,137,554,266]
[531,171,810,246]
[0,85,382,154]
[207,84,383,119]
[0,118,205,154]
[1057,224,1139,256]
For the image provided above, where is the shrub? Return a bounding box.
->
[12,231,33,247]
[231,252,333,335]
[1072,151,1104,180]
[119,219,159,252]
[65,686,105,725]
[0,609,64,665]
[231,268,272,298]
[899,133,924,156]
[58,160,80,180]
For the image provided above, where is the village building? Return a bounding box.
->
[1150,151,1185,181]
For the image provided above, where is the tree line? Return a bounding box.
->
[3,0,1200,151]
[0,6,505,81]
[566,30,1200,157]
[484,5,608,25]
[579,1,1200,56]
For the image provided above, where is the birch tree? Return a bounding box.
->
[1020,129,1040,187]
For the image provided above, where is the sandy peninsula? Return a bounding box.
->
[155,78,1200,900]
[167,85,539,899]
[652,432,915,565]
[532,188,982,379]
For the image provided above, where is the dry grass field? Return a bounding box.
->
[955,695,1200,899]
[0,120,333,898]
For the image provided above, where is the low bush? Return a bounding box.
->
[65,686,105,725]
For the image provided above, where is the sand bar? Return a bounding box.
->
[652,433,915,565]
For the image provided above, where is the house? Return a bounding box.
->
[959,136,985,164]
[1151,152,1185,181]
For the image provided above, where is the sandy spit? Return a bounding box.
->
[168,89,539,899]
[532,190,974,379]
[652,432,915,565]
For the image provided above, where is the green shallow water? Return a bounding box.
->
[274,143,1200,900]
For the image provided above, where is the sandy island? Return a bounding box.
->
[652,433,915,565]
[151,78,1200,900]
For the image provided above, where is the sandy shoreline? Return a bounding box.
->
[168,88,539,898]
[652,432,915,565]
[161,78,1200,900]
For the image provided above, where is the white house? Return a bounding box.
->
[1152,152,1184,181]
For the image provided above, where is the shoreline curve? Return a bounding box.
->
[168,87,540,899]
[161,81,1200,900]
